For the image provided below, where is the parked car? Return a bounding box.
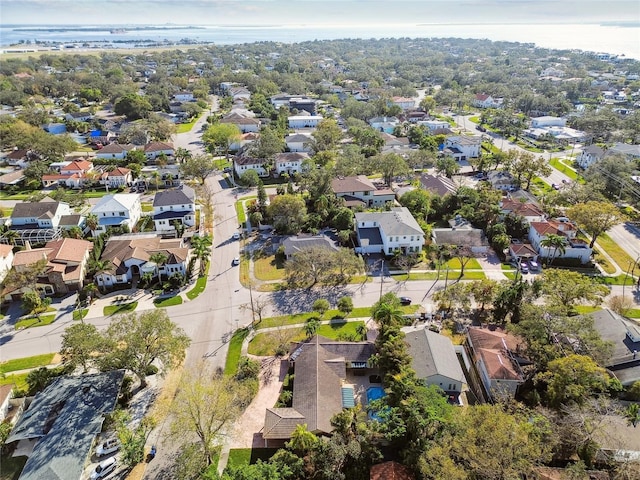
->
[399,297,412,305]
[90,457,116,479]
[520,262,529,274]
[552,183,560,190]
[232,257,240,266]
[96,438,119,457]
[528,259,540,271]
[232,232,240,240]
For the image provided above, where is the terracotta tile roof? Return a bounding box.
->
[467,327,524,382]
[475,93,490,101]
[332,175,375,194]
[144,141,174,153]
[45,238,92,264]
[509,243,538,257]
[0,244,13,258]
[370,461,415,480]
[61,160,92,172]
[13,249,51,267]
[500,199,544,217]
[106,167,131,177]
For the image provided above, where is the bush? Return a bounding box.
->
[275,344,288,357]
[234,357,260,382]
[145,364,159,376]
[276,389,293,407]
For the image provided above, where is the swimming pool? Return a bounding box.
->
[366,386,385,404]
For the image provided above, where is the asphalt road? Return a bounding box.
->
[607,223,640,267]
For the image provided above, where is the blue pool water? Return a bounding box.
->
[366,386,385,404]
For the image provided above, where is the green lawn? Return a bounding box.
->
[445,258,482,270]
[15,314,56,330]
[235,196,256,227]
[597,274,636,286]
[224,328,250,376]
[141,202,153,213]
[392,270,486,281]
[626,309,640,318]
[592,248,618,275]
[549,158,578,180]
[103,301,138,316]
[176,115,202,133]
[253,256,286,281]
[213,158,232,170]
[153,296,183,308]
[0,353,54,374]
[226,448,252,468]
[596,234,637,273]
[72,308,89,320]
[0,372,29,391]
[573,305,602,315]
[248,321,365,356]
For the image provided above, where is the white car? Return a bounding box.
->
[96,438,119,457]
[232,257,240,266]
[90,457,116,479]
[232,232,240,240]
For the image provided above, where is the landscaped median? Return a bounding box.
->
[103,301,138,317]
[15,307,57,330]
[186,261,210,300]
[153,295,183,308]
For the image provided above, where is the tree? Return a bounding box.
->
[311,118,342,152]
[371,301,405,330]
[114,93,152,120]
[567,201,624,248]
[240,169,260,187]
[399,188,432,221]
[419,96,436,115]
[25,367,54,395]
[287,423,318,455]
[191,235,212,275]
[149,252,168,281]
[304,318,320,339]
[536,354,609,407]
[539,233,566,266]
[257,180,268,214]
[372,153,410,185]
[170,366,252,466]
[509,152,552,190]
[249,126,285,163]
[312,298,331,317]
[203,123,241,159]
[625,403,640,428]
[180,154,216,184]
[60,323,104,373]
[113,410,155,468]
[467,278,500,314]
[436,156,460,178]
[285,246,337,288]
[267,194,307,234]
[85,213,99,232]
[101,310,191,388]
[21,290,50,318]
[539,269,609,314]
[337,296,354,318]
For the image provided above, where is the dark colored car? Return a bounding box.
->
[399,297,412,305]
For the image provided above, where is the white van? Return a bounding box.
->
[96,438,119,457]
[90,457,116,479]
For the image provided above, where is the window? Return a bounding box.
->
[160,207,163,211]
[119,212,125,216]
[448,384,454,390]
[388,248,392,254]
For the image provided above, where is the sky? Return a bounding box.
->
[1,0,638,26]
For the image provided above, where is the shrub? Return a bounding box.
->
[145,364,159,376]
[235,357,260,382]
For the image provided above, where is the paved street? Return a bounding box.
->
[608,223,640,266]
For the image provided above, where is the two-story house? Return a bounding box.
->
[355,207,425,255]
[531,116,567,128]
[443,136,482,161]
[94,234,189,289]
[41,159,94,189]
[95,143,137,160]
[219,112,261,134]
[473,94,503,109]
[233,156,269,178]
[576,145,606,169]
[369,116,399,134]
[10,198,72,231]
[101,167,133,188]
[331,175,395,208]
[288,115,323,129]
[144,142,175,160]
[499,199,546,223]
[173,91,194,102]
[391,96,415,110]
[285,133,313,153]
[528,220,592,264]
[274,152,309,177]
[152,185,196,234]
[90,193,142,237]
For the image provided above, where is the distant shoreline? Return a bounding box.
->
[12,26,204,33]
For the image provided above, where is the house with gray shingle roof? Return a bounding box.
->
[355,207,425,255]
[10,198,71,230]
[332,175,395,208]
[152,185,196,234]
[6,370,124,480]
[90,193,141,237]
[262,336,376,445]
[402,325,466,395]
[282,234,339,259]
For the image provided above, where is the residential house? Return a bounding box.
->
[607,142,640,161]
[332,175,395,208]
[473,93,502,109]
[443,136,482,160]
[230,132,259,152]
[369,116,399,134]
[64,111,92,122]
[282,234,339,260]
[95,143,137,160]
[531,116,567,128]
[380,133,410,153]
[144,141,174,160]
[391,96,415,110]
[402,325,466,396]
[465,327,527,400]
[0,244,14,284]
[6,238,92,298]
[407,111,428,123]
[593,415,640,463]
[499,199,546,223]
[528,220,592,263]
[576,145,606,169]
[138,165,183,189]
[418,174,457,197]
[0,169,25,188]
[94,234,189,288]
[487,170,518,191]
[10,198,72,231]
[355,207,425,255]
[0,384,24,426]
[41,159,94,188]
[3,149,34,167]
[89,193,142,237]
[173,91,194,102]
[274,152,309,176]
[417,119,451,132]
[233,156,269,178]
[588,309,640,387]
[220,112,261,133]
[288,115,323,129]
[229,87,251,101]
[6,371,124,480]
[42,123,67,135]
[432,220,490,255]
[101,167,132,188]
[262,336,376,445]
[507,242,539,264]
[152,185,197,234]
[285,133,313,152]
[271,94,316,110]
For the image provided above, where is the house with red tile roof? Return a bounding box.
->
[101,167,132,188]
[144,141,175,160]
[500,199,546,223]
[41,159,94,188]
[528,220,592,264]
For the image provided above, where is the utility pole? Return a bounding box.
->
[248,281,256,328]
[379,259,384,300]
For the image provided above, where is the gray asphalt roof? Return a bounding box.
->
[9,370,125,480]
[152,185,195,207]
[402,326,465,383]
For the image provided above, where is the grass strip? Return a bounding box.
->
[15,314,56,330]
[186,262,210,300]
[224,328,250,376]
[153,296,183,308]
[103,301,138,317]
[0,353,55,374]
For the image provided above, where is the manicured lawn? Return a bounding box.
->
[176,115,201,133]
[549,158,578,180]
[103,301,138,316]
[593,248,617,275]
[597,274,636,286]
[235,196,256,227]
[224,328,250,376]
[253,255,285,281]
[141,202,153,213]
[0,353,54,374]
[393,270,486,281]
[503,272,517,280]
[573,305,602,315]
[0,372,29,392]
[72,308,89,320]
[626,309,640,318]
[213,158,232,170]
[248,321,365,356]
[153,296,183,308]
[15,314,56,330]
[596,233,637,273]
[445,258,482,270]
[186,262,210,300]
[226,448,252,468]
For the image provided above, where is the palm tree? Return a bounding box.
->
[65,226,83,239]
[303,318,320,339]
[152,171,161,192]
[149,252,168,281]
[625,403,640,428]
[287,424,317,454]
[85,213,99,232]
[2,229,20,246]
[540,233,567,266]
[191,235,212,275]
[372,302,405,329]
[355,323,367,340]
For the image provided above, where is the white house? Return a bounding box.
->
[288,115,323,129]
[229,87,251,101]
[355,207,425,255]
[152,185,196,233]
[0,244,14,284]
[473,94,502,109]
[94,234,189,289]
[576,145,606,169]
[418,119,450,132]
[144,142,174,160]
[95,143,137,160]
[173,91,194,102]
[528,220,592,264]
[10,199,72,230]
[444,135,482,160]
[531,116,567,128]
[90,193,142,237]
[101,167,133,188]
[402,325,466,395]
[391,96,415,110]
[499,199,546,223]
[331,175,395,208]
[234,156,269,178]
[369,116,399,134]
[285,133,313,152]
[229,132,259,152]
[41,159,94,189]
[65,111,92,122]
[274,152,309,176]
[219,112,261,133]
